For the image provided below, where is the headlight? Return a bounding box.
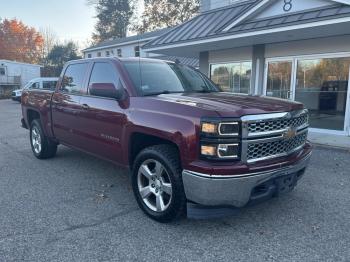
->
[201,121,240,136]
[201,144,239,159]
[201,122,217,134]
[219,122,239,136]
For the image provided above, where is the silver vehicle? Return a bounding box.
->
[12,77,58,102]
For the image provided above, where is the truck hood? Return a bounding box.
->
[152,92,304,117]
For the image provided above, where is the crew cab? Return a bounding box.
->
[21,58,312,222]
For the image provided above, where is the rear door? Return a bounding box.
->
[78,61,127,163]
[51,62,89,146]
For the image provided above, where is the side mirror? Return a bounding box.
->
[89,83,124,100]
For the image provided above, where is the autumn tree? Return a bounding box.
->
[0,18,43,64]
[89,0,135,43]
[135,0,200,33]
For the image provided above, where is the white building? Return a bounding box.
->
[144,0,350,137]
[0,60,41,98]
[82,28,199,68]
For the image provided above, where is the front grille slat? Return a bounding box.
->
[248,114,308,134]
[242,110,309,163]
[247,132,307,162]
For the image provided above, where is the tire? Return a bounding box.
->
[30,119,57,159]
[132,145,187,223]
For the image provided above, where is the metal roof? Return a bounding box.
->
[143,1,350,50]
[83,28,172,52]
[228,4,350,34]
[155,56,199,68]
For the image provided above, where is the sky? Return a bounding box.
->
[0,0,95,49]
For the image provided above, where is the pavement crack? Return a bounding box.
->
[60,208,138,233]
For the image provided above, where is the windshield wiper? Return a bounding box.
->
[143,91,184,97]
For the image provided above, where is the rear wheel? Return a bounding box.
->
[30,119,57,159]
[132,145,186,222]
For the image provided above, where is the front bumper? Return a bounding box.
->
[182,151,311,207]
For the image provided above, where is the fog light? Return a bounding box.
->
[201,145,217,156]
[217,144,239,158]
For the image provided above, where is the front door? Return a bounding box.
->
[265,60,293,100]
[78,61,126,163]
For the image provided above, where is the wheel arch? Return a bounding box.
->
[128,132,181,169]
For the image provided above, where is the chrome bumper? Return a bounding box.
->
[182,152,312,207]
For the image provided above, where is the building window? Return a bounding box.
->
[134,46,140,57]
[210,62,252,94]
[117,49,122,57]
[87,54,92,58]
[296,57,350,131]
[0,67,5,76]
[106,51,110,57]
[97,52,101,57]
[266,61,292,99]
[266,56,350,132]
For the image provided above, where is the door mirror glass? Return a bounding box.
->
[89,83,123,100]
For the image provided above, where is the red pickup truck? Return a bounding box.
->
[21,58,312,222]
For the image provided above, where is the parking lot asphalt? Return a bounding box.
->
[0,99,349,262]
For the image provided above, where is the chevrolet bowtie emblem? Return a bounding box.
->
[283,128,297,139]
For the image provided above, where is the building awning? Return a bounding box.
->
[143,0,350,57]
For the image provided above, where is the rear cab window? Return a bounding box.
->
[61,63,89,95]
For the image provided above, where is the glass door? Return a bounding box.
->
[295,57,350,132]
[265,61,293,100]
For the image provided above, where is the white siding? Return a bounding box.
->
[265,35,350,58]
[83,41,159,59]
[0,60,41,88]
[209,47,253,63]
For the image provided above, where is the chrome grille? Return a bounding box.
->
[241,110,309,163]
[247,131,308,162]
[248,114,308,134]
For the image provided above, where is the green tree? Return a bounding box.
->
[44,42,81,76]
[136,0,199,33]
[91,0,135,43]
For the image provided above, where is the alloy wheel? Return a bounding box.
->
[137,159,173,212]
[31,126,42,154]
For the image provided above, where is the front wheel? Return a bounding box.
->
[30,119,57,159]
[132,145,186,223]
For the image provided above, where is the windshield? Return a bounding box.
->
[123,61,220,96]
[23,82,33,89]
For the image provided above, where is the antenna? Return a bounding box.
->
[137,31,143,94]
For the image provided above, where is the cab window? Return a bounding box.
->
[61,63,88,94]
